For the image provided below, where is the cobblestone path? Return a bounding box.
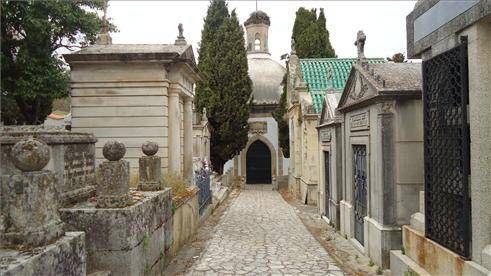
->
[186,185,344,275]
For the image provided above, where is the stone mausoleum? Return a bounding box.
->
[64,26,200,182]
[226,10,289,187]
[390,1,491,275]
[286,39,384,205]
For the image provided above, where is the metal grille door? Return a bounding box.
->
[246,140,272,184]
[324,151,330,217]
[353,145,367,245]
[423,37,471,258]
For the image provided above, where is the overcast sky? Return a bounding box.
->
[107,1,416,63]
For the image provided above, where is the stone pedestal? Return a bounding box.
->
[0,232,86,276]
[0,138,86,276]
[138,141,162,191]
[96,141,130,208]
[138,156,162,191]
[60,189,173,275]
[0,139,64,247]
[1,172,65,247]
[96,160,131,208]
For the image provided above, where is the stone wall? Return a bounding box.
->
[0,126,97,206]
[170,187,199,258]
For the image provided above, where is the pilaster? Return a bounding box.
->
[168,89,181,173]
[183,96,193,182]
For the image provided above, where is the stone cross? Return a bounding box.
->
[0,138,64,247]
[96,141,131,208]
[354,30,366,60]
[138,141,163,191]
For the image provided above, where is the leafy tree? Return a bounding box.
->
[387,52,406,63]
[272,74,289,158]
[291,7,336,58]
[196,2,252,173]
[1,0,113,125]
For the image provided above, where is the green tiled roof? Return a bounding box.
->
[300,58,385,113]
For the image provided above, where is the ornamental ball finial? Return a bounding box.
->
[102,141,126,161]
[142,141,158,156]
[11,138,50,172]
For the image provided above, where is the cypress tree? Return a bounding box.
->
[317,8,336,58]
[196,3,252,173]
[291,7,336,58]
[195,0,229,114]
[272,74,289,158]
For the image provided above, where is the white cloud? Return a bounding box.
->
[108,1,416,62]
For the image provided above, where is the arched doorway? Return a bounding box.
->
[246,140,272,184]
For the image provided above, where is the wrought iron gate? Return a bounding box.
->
[353,145,367,245]
[423,37,471,258]
[324,151,330,218]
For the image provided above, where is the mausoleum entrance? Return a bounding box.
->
[246,140,272,184]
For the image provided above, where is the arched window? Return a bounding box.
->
[254,33,261,51]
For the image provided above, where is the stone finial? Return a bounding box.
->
[178,23,184,38]
[175,23,187,45]
[142,141,158,156]
[11,138,50,172]
[354,30,366,60]
[102,141,126,161]
[97,0,112,45]
[96,140,130,208]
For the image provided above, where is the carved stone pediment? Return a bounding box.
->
[338,67,377,110]
[249,121,267,135]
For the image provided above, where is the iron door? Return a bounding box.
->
[423,37,471,257]
[246,140,272,184]
[353,145,367,245]
[324,151,330,218]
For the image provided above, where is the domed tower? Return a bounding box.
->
[244,11,270,53]
[226,10,288,186]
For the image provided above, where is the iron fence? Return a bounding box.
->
[195,168,212,215]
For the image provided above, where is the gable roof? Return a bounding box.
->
[299,58,385,113]
[338,62,422,111]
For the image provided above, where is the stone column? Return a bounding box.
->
[0,138,64,247]
[96,141,131,208]
[168,89,181,173]
[138,141,162,191]
[183,96,193,182]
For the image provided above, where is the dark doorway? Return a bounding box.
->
[324,151,330,218]
[246,140,272,184]
[353,145,367,245]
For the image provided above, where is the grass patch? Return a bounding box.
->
[376,266,383,275]
[369,260,375,266]
[161,172,188,198]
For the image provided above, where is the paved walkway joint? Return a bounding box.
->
[186,185,344,275]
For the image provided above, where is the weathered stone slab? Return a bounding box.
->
[0,232,86,276]
[60,188,172,252]
[0,128,97,206]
